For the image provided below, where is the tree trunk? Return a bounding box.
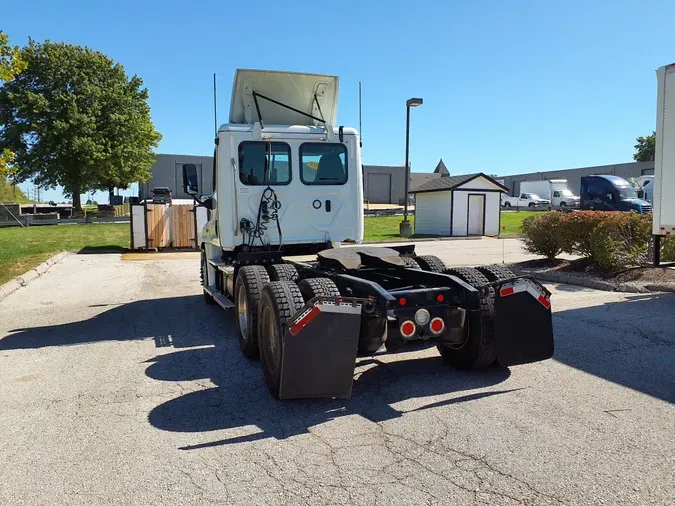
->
[72,187,82,212]
[108,186,114,204]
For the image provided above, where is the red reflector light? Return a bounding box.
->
[430,317,445,335]
[289,306,321,335]
[500,287,515,297]
[436,294,444,303]
[538,295,551,309]
[399,297,407,306]
[400,320,416,337]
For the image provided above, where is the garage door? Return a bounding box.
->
[367,173,391,204]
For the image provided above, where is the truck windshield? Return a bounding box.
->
[618,188,638,199]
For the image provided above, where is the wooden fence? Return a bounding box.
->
[130,203,206,250]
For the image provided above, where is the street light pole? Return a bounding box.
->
[400,97,423,238]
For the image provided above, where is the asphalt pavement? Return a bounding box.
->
[0,248,673,505]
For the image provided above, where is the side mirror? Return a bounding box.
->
[182,164,199,195]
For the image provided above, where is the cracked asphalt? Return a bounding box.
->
[0,248,674,505]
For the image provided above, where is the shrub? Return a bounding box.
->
[661,236,675,262]
[557,211,607,256]
[521,212,564,260]
[589,213,651,269]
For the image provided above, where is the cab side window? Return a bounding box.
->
[238,142,291,186]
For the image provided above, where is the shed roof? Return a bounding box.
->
[410,173,508,193]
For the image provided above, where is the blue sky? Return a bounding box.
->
[4,0,675,202]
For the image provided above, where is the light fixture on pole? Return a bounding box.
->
[400,97,423,238]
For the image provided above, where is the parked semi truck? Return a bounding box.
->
[652,63,675,265]
[183,69,554,399]
[520,179,579,208]
[580,175,652,213]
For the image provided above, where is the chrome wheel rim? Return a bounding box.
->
[261,305,280,375]
[237,284,248,339]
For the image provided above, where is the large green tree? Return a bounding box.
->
[633,131,655,162]
[0,40,161,210]
[0,30,27,177]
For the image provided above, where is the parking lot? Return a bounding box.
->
[1,243,674,505]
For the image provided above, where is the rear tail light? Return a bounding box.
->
[400,320,416,338]
[429,317,445,335]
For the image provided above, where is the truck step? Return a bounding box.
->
[207,259,228,268]
[204,286,234,309]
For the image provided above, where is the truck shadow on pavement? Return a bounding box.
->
[145,337,516,448]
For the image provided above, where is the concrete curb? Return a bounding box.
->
[511,268,675,294]
[0,251,69,302]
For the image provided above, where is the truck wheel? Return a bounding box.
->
[258,281,304,398]
[268,263,299,282]
[528,203,536,208]
[503,202,511,208]
[438,267,496,368]
[560,202,566,208]
[200,251,215,305]
[476,265,515,282]
[402,257,421,269]
[297,277,340,302]
[415,255,446,272]
[234,266,270,359]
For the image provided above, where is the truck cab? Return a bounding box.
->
[580,175,652,213]
[195,70,364,264]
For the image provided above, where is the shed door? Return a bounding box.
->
[367,173,391,204]
[467,194,485,235]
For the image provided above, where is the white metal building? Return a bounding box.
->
[411,174,507,236]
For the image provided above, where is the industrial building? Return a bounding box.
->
[498,161,654,197]
[140,154,214,200]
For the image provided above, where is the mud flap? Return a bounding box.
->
[493,279,554,366]
[280,299,362,399]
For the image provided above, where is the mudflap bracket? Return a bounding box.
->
[279,297,364,399]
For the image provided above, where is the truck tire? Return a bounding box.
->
[503,202,511,208]
[438,267,496,369]
[258,281,304,398]
[476,265,515,283]
[200,251,215,305]
[268,263,299,282]
[415,255,446,273]
[297,277,340,302]
[234,265,270,359]
[402,257,421,269]
[528,202,536,208]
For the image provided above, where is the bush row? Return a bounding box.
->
[521,211,654,269]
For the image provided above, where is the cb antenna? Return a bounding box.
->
[358,81,363,147]
[213,73,218,137]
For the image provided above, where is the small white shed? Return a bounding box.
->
[411,174,507,236]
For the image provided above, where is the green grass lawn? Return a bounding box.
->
[499,210,547,237]
[0,223,129,285]
[363,211,547,241]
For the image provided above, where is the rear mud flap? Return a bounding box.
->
[493,280,554,366]
[280,299,362,399]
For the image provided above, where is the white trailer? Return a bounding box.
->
[520,179,579,208]
[653,63,675,265]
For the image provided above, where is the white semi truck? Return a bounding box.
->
[520,179,579,208]
[653,63,675,265]
[183,69,554,399]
